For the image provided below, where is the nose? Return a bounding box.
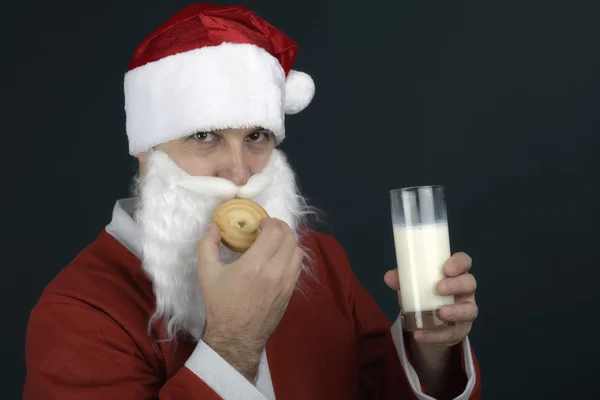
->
[216,149,250,186]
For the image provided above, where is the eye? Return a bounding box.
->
[193,131,216,142]
[245,130,271,143]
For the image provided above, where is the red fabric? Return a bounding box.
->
[128,4,298,74]
[23,228,482,399]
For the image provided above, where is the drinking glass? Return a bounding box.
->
[389,185,455,331]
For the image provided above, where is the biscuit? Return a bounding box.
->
[213,198,270,253]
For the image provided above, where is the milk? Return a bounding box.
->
[392,223,455,313]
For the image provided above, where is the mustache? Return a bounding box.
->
[174,173,273,200]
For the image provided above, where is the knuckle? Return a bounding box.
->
[295,246,304,260]
[461,304,471,320]
[452,305,464,321]
[455,275,472,293]
[472,304,479,320]
[277,220,295,240]
[293,249,304,269]
[448,276,460,291]
[443,330,455,343]
[264,223,285,241]
[260,218,275,229]
[459,252,473,266]
[275,217,291,230]
[265,264,282,281]
[469,274,477,291]
[285,232,299,248]
[452,251,469,264]
[242,260,261,277]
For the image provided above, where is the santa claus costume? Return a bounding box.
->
[23,4,481,399]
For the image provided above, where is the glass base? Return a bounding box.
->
[401,309,453,331]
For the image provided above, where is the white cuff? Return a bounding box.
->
[391,316,476,400]
[184,340,269,400]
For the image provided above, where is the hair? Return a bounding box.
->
[130,148,328,344]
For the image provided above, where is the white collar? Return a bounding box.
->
[105,198,142,259]
[104,197,243,264]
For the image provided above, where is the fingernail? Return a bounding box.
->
[448,264,460,276]
[414,331,426,341]
[440,280,453,294]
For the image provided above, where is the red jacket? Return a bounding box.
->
[24,228,481,399]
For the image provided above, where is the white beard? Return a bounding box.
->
[132,149,314,342]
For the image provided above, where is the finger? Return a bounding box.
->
[439,302,479,323]
[283,248,305,296]
[244,218,292,261]
[196,221,222,265]
[292,246,304,271]
[413,326,466,345]
[443,252,472,277]
[270,231,300,270]
[384,269,400,291]
[258,216,272,230]
[288,246,305,283]
[437,273,477,296]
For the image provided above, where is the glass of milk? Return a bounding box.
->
[389,185,455,331]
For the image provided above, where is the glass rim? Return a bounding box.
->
[389,185,444,194]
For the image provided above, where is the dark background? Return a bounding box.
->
[5,0,600,398]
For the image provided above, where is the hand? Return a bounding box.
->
[384,252,478,346]
[196,218,304,381]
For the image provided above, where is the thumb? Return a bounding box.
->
[384,269,400,291]
[384,269,404,309]
[197,221,222,266]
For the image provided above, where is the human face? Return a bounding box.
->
[132,128,312,342]
[138,127,276,185]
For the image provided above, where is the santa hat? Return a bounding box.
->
[124,4,315,156]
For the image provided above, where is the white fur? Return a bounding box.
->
[133,149,314,342]
[284,70,315,115]
[175,172,273,200]
[124,42,315,156]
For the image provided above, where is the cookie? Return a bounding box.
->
[212,198,270,253]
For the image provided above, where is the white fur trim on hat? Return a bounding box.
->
[284,70,315,115]
[124,43,289,156]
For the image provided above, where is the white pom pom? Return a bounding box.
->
[283,70,315,115]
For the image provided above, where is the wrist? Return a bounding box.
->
[406,334,451,395]
[203,328,263,382]
[406,334,465,399]
[408,337,451,374]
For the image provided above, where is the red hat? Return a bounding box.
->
[124,4,315,156]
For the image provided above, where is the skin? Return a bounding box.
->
[384,252,479,397]
[137,127,276,186]
[139,128,480,394]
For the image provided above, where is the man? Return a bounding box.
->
[24,4,481,399]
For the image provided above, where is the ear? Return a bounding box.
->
[136,151,149,175]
